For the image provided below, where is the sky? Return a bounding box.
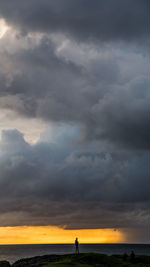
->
[0,0,150,244]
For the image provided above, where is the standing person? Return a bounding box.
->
[130,251,135,263]
[75,237,79,254]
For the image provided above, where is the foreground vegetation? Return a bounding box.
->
[9,252,150,266]
[0,262,10,267]
[42,253,150,267]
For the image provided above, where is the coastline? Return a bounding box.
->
[0,252,150,267]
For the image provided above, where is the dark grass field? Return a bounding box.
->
[2,252,150,266]
[43,253,150,266]
[23,253,150,267]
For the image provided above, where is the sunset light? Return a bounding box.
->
[0,226,125,245]
[0,19,9,38]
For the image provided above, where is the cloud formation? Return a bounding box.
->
[0,127,149,234]
[0,30,150,149]
[0,0,149,241]
[0,0,150,42]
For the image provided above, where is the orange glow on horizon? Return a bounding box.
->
[0,226,125,244]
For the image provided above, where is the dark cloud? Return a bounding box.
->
[84,77,150,149]
[0,35,150,149]
[0,0,149,242]
[0,36,89,121]
[0,0,150,42]
[0,128,149,231]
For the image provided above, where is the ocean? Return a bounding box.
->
[0,244,150,264]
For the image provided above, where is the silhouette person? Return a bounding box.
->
[75,237,79,254]
[130,251,135,263]
[123,252,128,261]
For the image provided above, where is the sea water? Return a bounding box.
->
[0,244,150,264]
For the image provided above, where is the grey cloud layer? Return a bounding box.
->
[0,33,150,149]
[0,0,150,239]
[0,0,150,42]
[0,128,150,231]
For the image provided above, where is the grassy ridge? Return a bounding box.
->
[42,253,150,267]
[0,262,10,267]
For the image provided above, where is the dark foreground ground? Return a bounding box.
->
[1,253,150,266]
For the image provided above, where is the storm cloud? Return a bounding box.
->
[0,127,149,233]
[0,0,149,241]
[0,32,150,149]
[0,0,150,42]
